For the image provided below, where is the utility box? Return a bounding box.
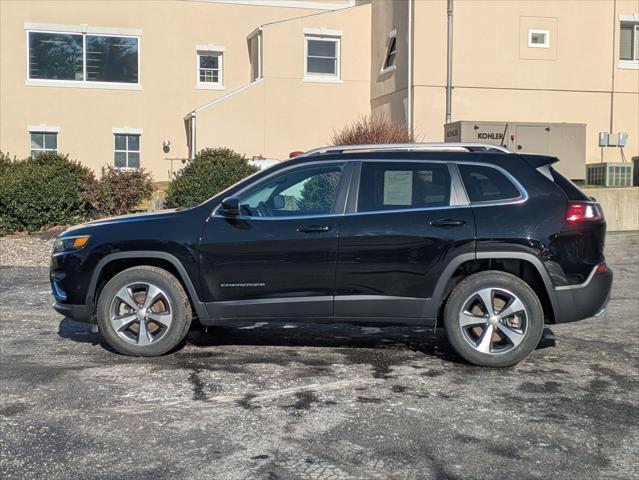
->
[586,162,633,187]
[444,121,586,181]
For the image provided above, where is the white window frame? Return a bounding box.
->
[196,44,225,90]
[112,129,142,170]
[28,125,60,157]
[24,23,141,90]
[303,31,341,83]
[381,29,397,74]
[528,29,550,48]
[618,20,639,69]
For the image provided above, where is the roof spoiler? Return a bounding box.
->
[520,154,560,168]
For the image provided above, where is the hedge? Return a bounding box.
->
[165,147,258,208]
[0,153,155,235]
[82,165,154,217]
[0,152,94,234]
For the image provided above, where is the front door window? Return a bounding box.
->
[238,163,345,217]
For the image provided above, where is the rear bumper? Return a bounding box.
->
[53,302,92,323]
[552,267,613,323]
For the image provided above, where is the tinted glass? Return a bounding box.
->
[86,35,138,83]
[307,57,336,74]
[114,134,126,150]
[44,132,58,149]
[199,55,219,69]
[239,164,344,217]
[128,152,140,168]
[458,164,520,203]
[114,151,127,168]
[30,132,44,149]
[128,135,140,151]
[550,167,589,201]
[384,37,397,69]
[357,162,451,212]
[29,32,83,80]
[307,40,336,57]
[620,24,633,60]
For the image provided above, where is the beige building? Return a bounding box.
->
[0,0,637,181]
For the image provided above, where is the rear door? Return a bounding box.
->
[334,160,476,322]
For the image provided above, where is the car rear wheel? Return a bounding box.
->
[443,271,544,367]
[96,266,192,356]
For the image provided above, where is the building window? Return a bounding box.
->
[195,45,225,89]
[382,31,397,72]
[528,29,549,48]
[198,52,222,86]
[305,36,340,81]
[620,22,639,61]
[30,131,58,157]
[114,134,140,169]
[27,30,139,85]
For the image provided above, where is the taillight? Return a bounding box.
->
[596,263,607,273]
[566,202,602,223]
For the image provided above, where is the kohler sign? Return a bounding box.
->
[445,123,506,144]
[444,120,587,181]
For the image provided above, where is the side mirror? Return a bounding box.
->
[219,196,240,217]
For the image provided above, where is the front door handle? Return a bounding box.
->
[297,225,332,233]
[429,219,466,228]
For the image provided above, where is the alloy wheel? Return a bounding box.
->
[109,282,173,346]
[458,287,528,355]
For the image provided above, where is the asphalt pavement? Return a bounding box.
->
[1,232,637,480]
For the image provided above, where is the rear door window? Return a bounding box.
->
[458,164,521,203]
[357,162,451,212]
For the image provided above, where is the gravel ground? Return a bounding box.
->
[0,232,638,480]
[0,230,58,267]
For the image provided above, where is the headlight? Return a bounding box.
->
[53,235,90,253]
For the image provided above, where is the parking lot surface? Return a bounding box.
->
[1,232,637,480]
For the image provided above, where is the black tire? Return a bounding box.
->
[96,266,192,356]
[443,271,544,367]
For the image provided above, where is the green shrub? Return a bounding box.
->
[331,112,414,145]
[0,152,95,234]
[82,165,154,216]
[0,152,13,176]
[165,148,258,208]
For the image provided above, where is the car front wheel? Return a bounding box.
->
[443,271,544,367]
[96,266,192,356]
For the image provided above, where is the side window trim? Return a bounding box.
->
[213,161,351,219]
[457,162,528,206]
[448,162,470,206]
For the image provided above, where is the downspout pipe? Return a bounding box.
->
[609,0,616,133]
[407,0,413,136]
[445,0,453,125]
[186,113,196,160]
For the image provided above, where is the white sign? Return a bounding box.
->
[383,170,412,205]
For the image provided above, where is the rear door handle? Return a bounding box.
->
[297,225,332,233]
[429,219,466,228]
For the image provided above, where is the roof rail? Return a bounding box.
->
[300,142,512,157]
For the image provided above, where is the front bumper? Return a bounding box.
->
[552,267,613,323]
[53,302,92,323]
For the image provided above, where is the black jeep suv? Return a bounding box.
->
[50,143,612,367]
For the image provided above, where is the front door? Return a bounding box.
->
[199,162,349,320]
[335,160,476,323]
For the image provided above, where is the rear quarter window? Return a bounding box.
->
[458,164,521,203]
[549,167,590,201]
